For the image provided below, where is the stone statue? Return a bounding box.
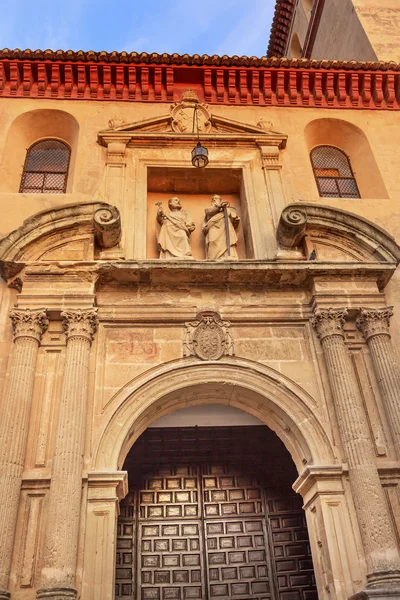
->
[156,197,195,259]
[202,194,240,260]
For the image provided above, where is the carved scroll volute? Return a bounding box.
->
[184,311,234,360]
[277,205,307,249]
[94,205,121,248]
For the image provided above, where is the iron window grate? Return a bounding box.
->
[20,139,70,194]
[310,145,360,199]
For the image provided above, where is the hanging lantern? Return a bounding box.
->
[191,105,209,168]
[191,141,209,168]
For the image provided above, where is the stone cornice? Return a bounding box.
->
[1,53,400,109]
[15,259,397,290]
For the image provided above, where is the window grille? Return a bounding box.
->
[20,139,70,194]
[310,145,360,199]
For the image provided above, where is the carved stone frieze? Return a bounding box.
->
[9,308,49,343]
[311,308,348,341]
[62,309,99,344]
[184,311,234,360]
[356,307,393,340]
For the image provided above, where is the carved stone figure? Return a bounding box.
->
[184,311,234,360]
[156,197,195,259]
[202,194,240,260]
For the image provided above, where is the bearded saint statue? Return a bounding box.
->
[156,197,195,259]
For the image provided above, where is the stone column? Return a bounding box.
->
[356,307,400,459]
[312,308,400,595]
[0,308,48,600]
[37,308,98,600]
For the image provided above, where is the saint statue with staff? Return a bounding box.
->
[156,197,195,259]
[202,194,240,260]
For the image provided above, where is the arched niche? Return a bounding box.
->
[304,118,389,199]
[94,358,336,475]
[0,108,79,193]
[290,33,302,58]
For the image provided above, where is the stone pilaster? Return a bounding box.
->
[0,308,48,600]
[356,307,400,459]
[37,309,98,600]
[312,308,400,593]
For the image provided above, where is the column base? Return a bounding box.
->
[0,589,10,600]
[352,588,400,600]
[36,588,77,600]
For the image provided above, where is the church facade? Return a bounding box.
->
[1,2,400,600]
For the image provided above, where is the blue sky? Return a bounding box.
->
[1,0,275,56]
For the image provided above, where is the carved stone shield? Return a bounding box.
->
[184,312,234,361]
[192,318,225,360]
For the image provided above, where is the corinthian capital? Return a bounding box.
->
[311,308,348,340]
[356,307,393,340]
[62,308,99,343]
[9,308,49,343]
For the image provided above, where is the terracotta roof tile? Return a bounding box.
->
[0,48,399,71]
[267,0,296,58]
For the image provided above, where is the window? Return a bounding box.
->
[20,139,70,194]
[310,145,360,198]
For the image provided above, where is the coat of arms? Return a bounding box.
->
[184,311,234,360]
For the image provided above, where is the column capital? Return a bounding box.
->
[9,308,48,343]
[311,308,348,341]
[61,308,98,344]
[356,307,393,340]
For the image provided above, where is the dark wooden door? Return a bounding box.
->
[115,427,318,600]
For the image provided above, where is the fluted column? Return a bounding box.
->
[357,307,400,459]
[312,308,400,592]
[37,309,98,600]
[0,308,48,600]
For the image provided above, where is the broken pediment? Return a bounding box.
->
[277,203,400,265]
[98,89,287,148]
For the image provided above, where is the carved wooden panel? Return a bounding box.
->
[116,494,135,600]
[203,465,272,600]
[137,466,206,600]
[267,493,317,600]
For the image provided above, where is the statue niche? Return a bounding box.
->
[156,197,195,259]
[202,194,241,260]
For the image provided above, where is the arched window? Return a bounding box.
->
[310,145,360,198]
[20,139,70,194]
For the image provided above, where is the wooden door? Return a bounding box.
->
[115,427,317,600]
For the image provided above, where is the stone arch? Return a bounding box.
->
[94,357,336,474]
[305,117,389,199]
[0,108,79,193]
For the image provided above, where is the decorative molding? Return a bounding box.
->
[1,55,400,109]
[9,308,48,343]
[61,308,99,344]
[356,307,393,340]
[311,308,348,340]
[184,311,234,360]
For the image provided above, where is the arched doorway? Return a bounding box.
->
[114,405,318,600]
